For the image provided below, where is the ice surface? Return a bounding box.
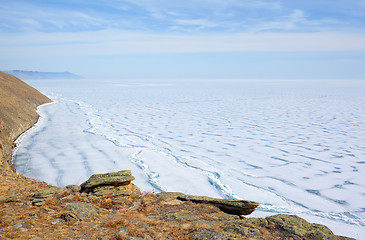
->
[13,79,365,238]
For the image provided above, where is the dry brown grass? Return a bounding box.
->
[0,71,51,142]
[102,217,128,228]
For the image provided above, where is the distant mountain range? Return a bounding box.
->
[5,70,83,80]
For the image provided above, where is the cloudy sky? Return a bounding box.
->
[1,0,365,79]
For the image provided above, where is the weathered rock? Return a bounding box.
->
[224,221,263,239]
[32,200,46,206]
[65,184,81,192]
[131,184,141,197]
[62,202,98,221]
[61,212,79,222]
[156,192,259,215]
[267,214,354,240]
[80,170,135,191]
[180,194,259,215]
[93,185,132,197]
[241,217,269,228]
[32,187,60,206]
[43,207,58,215]
[155,192,184,201]
[4,196,21,203]
[33,187,60,199]
[79,170,140,202]
[128,202,142,211]
[190,228,233,240]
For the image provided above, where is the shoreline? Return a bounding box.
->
[0,72,359,239]
[11,101,55,164]
[10,96,364,239]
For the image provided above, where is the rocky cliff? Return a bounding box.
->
[0,72,354,239]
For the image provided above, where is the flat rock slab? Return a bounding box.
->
[92,185,132,197]
[32,187,62,206]
[80,170,135,191]
[33,187,60,199]
[156,192,259,215]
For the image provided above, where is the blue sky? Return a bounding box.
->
[1,0,365,79]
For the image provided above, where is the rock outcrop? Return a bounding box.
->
[32,187,61,206]
[61,202,98,221]
[80,170,140,202]
[156,192,259,215]
[266,214,344,240]
[80,170,135,190]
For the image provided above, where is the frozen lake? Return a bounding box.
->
[13,79,365,238]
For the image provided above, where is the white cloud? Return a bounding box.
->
[1,29,364,58]
[1,0,364,34]
[250,8,346,32]
[174,19,218,29]
[120,0,283,21]
[254,9,306,31]
[0,2,109,31]
[22,19,43,29]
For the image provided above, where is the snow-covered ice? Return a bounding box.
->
[13,79,365,238]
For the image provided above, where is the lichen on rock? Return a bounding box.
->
[79,170,140,203]
[267,214,348,240]
[80,170,135,191]
[62,202,98,221]
[32,187,61,206]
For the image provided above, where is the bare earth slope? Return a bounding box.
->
[0,72,353,239]
[0,71,51,168]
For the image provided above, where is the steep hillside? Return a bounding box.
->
[0,71,51,168]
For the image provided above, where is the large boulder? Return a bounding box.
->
[80,170,140,201]
[80,170,135,191]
